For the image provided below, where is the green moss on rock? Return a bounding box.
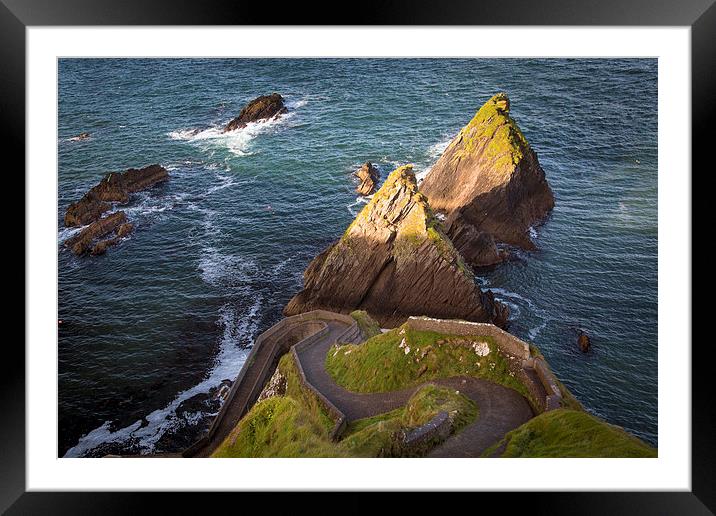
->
[457,92,529,166]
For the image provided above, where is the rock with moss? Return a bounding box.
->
[223,93,288,132]
[284,164,509,328]
[420,93,555,267]
[354,162,380,196]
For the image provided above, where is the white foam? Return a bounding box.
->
[58,225,83,244]
[169,96,305,157]
[63,297,262,457]
[346,195,371,216]
[427,137,452,159]
[416,135,454,183]
[198,247,259,288]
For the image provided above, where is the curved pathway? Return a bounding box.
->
[295,320,534,457]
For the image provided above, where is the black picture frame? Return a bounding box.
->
[5,0,709,513]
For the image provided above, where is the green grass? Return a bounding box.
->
[213,366,477,458]
[340,384,477,457]
[483,409,657,458]
[325,324,533,405]
[212,353,339,457]
[211,395,347,458]
[456,92,530,168]
[350,310,382,339]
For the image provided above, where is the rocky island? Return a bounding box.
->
[354,162,380,196]
[63,164,168,255]
[420,93,555,267]
[284,165,509,328]
[223,93,288,132]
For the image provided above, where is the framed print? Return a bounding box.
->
[6,0,711,513]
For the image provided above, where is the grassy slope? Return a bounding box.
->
[325,324,533,405]
[212,353,342,458]
[212,353,477,458]
[483,409,657,458]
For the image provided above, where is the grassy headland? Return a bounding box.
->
[483,408,657,458]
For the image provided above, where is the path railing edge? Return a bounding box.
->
[183,312,342,456]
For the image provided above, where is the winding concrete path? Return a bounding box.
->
[295,320,534,457]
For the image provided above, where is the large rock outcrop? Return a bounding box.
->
[284,165,509,328]
[354,162,380,196]
[420,93,555,267]
[223,93,288,132]
[64,164,169,227]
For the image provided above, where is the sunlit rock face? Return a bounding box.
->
[420,93,555,267]
[284,164,509,328]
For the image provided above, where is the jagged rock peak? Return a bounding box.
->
[284,164,509,328]
[420,93,555,266]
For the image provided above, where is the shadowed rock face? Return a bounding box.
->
[284,165,509,328]
[354,162,380,196]
[64,164,169,227]
[420,93,555,267]
[223,93,288,132]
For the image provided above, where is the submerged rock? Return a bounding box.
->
[69,132,91,141]
[65,211,130,256]
[223,93,288,132]
[64,164,169,227]
[420,93,555,267]
[577,331,591,353]
[284,164,509,328]
[354,162,380,196]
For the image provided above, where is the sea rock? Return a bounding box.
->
[223,93,288,132]
[64,164,169,227]
[420,93,555,267]
[284,164,509,328]
[65,211,128,256]
[354,162,380,196]
[90,222,134,256]
[69,132,91,141]
[577,331,591,353]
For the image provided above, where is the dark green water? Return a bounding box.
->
[58,58,657,456]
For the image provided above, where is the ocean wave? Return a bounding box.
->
[427,136,452,159]
[346,195,371,216]
[168,96,306,157]
[198,248,259,288]
[63,297,261,457]
[58,225,83,244]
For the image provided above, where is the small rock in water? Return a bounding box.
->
[354,162,380,196]
[577,330,591,353]
[69,132,91,141]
